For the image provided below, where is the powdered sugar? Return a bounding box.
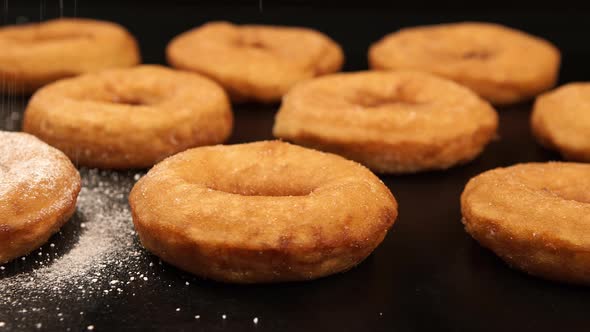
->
[0,168,156,330]
[0,131,66,198]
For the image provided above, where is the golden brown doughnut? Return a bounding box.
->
[129,141,397,283]
[461,162,590,285]
[532,83,590,161]
[166,21,344,103]
[23,65,233,169]
[273,70,498,173]
[0,18,140,95]
[369,22,560,105]
[0,131,81,263]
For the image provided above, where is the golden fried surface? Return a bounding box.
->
[532,83,590,161]
[0,131,81,263]
[461,162,590,285]
[23,65,233,169]
[167,21,344,103]
[273,70,498,173]
[129,141,397,283]
[369,22,560,105]
[0,18,140,95]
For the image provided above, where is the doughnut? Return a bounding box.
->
[273,70,498,173]
[369,22,560,105]
[0,18,140,95]
[531,83,590,161]
[461,162,590,285]
[129,141,397,283]
[166,21,344,103]
[23,65,233,169]
[0,131,81,263]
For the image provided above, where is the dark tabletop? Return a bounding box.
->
[1,1,590,331]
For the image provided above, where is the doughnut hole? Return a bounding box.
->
[460,49,494,60]
[84,82,166,107]
[350,83,426,108]
[202,172,316,197]
[233,34,269,50]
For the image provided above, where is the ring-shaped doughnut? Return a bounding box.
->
[273,70,498,173]
[23,65,233,169]
[532,83,590,161]
[167,21,344,103]
[369,22,560,105]
[0,131,81,263]
[461,162,590,284]
[0,18,140,95]
[129,141,397,283]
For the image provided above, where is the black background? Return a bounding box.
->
[2,1,590,331]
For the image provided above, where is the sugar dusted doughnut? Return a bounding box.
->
[461,162,590,285]
[369,22,560,105]
[0,131,81,263]
[129,141,397,283]
[273,70,498,173]
[167,21,344,103]
[0,18,140,95]
[23,65,233,169]
[532,83,590,161]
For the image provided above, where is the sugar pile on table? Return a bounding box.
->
[0,169,154,330]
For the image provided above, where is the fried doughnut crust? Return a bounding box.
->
[532,83,590,161]
[167,21,344,103]
[273,70,498,173]
[0,18,140,95]
[23,65,233,169]
[129,141,397,283]
[0,131,81,263]
[369,22,560,105]
[461,162,590,285]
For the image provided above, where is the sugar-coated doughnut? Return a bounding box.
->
[369,22,560,105]
[461,162,590,285]
[23,65,233,169]
[273,70,498,173]
[167,21,344,103]
[532,83,590,161]
[129,141,397,283]
[0,18,140,95]
[0,131,81,263]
